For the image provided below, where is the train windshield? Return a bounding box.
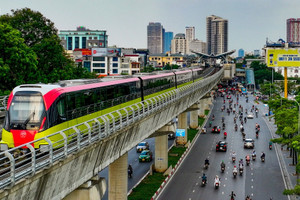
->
[9,92,45,130]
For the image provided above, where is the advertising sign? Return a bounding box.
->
[266,48,300,67]
[92,48,121,56]
[176,129,186,137]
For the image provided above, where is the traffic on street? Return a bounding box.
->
[157,85,288,200]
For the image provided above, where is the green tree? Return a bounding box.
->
[0,23,37,91]
[0,8,96,86]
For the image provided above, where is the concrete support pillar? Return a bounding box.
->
[190,109,199,129]
[63,177,106,200]
[177,112,187,145]
[108,153,128,200]
[198,99,205,117]
[155,135,168,172]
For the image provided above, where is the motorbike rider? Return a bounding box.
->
[212,114,215,121]
[214,175,220,185]
[128,164,133,177]
[221,160,226,169]
[252,150,256,158]
[233,166,238,173]
[230,191,236,199]
[222,122,226,129]
[222,116,225,123]
[239,158,243,165]
[261,152,266,159]
[234,123,238,131]
[201,173,207,184]
[205,158,210,166]
[245,155,250,164]
[224,131,227,138]
[245,195,252,200]
[244,117,247,123]
[269,141,273,148]
[232,151,236,161]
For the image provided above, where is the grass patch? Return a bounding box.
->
[204,109,209,115]
[128,172,165,200]
[198,117,205,127]
[168,146,187,167]
[187,128,198,142]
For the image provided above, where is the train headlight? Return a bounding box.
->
[39,145,49,153]
[0,143,8,151]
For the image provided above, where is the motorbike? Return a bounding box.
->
[256,133,259,139]
[261,156,265,162]
[214,179,220,189]
[252,154,256,161]
[269,144,272,150]
[232,157,236,163]
[239,167,243,175]
[246,159,250,166]
[224,135,227,139]
[233,170,237,178]
[245,195,252,200]
[128,169,132,178]
[221,166,225,173]
[201,179,207,187]
[209,122,212,127]
[204,163,209,169]
[235,126,237,132]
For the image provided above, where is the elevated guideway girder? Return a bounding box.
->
[0,69,224,200]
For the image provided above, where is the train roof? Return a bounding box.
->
[13,84,61,95]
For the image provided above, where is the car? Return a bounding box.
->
[244,139,255,149]
[168,133,175,139]
[212,126,221,133]
[247,113,254,119]
[216,141,227,152]
[139,150,153,162]
[136,142,149,153]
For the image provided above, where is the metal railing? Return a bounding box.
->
[0,69,223,189]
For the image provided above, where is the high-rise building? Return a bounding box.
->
[238,49,245,57]
[147,22,164,54]
[185,27,195,54]
[164,32,173,53]
[206,15,228,55]
[287,18,300,43]
[189,39,206,54]
[171,33,186,54]
[59,26,108,50]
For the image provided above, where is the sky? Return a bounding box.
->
[1,0,300,55]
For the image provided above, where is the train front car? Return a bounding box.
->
[0,84,60,152]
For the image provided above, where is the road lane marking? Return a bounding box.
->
[251,185,253,189]
[196,182,198,185]
[193,190,195,193]
[251,179,253,182]
[251,173,253,175]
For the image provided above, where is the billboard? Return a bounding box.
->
[92,48,121,56]
[266,48,300,67]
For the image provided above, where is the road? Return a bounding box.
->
[99,135,176,200]
[157,92,288,200]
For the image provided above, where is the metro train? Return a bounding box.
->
[0,67,210,152]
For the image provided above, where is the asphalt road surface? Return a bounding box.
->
[99,136,176,200]
[157,92,288,200]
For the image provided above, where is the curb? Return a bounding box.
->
[151,102,214,200]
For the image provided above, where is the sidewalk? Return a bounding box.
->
[259,103,299,200]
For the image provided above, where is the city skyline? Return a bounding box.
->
[2,0,300,55]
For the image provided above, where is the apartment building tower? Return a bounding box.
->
[287,18,300,43]
[147,22,165,54]
[171,33,186,55]
[185,27,195,54]
[206,15,228,55]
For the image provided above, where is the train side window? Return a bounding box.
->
[57,97,66,120]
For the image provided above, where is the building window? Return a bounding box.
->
[113,69,118,74]
[295,69,298,73]
[94,37,97,39]
[83,61,91,72]
[113,57,118,61]
[94,43,98,47]
[93,63,105,67]
[67,37,72,50]
[61,37,65,40]
[89,37,92,40]
[88,43,92,47]
[295,75,298,78]
[93,69,105,73]
[93,57,105,61]
[113,63,118,67]
[75,37,79,49]
[82,37,86,49]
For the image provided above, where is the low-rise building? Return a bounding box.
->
[148,53,184,68]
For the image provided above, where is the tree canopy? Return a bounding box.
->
[0,8,96,93]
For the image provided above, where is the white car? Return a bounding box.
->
[136,142,149,153]
[247,113,254,119]
[244,139,254,149]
